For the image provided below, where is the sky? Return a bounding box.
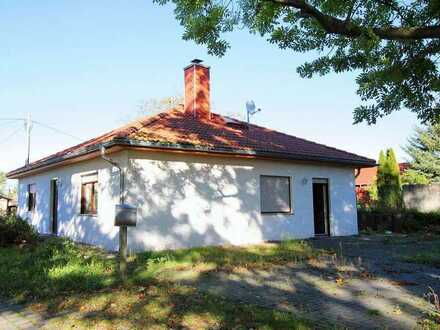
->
[0,0,419,182]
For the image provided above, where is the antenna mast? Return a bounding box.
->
[25,113,32,165]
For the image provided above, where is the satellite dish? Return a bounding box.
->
[246,100,256,113]
[245,100,261,123]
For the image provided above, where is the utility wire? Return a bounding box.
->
[32,120,83,141]
[0,126,22,146]
[0,118,25,122]
[0,120,21,128]
[0,117,83,141]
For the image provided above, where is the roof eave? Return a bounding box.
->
[117,138,376,167]
[7,138,376,179]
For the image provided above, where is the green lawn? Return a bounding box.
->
[402,249,440,268]
[0,237,320,329]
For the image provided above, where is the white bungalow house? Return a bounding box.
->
[7,60,375,251]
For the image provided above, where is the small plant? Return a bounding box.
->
[423,287,440,324]
[335,276,346,286]
[0,215,37,246]
[146,254,175,267]
[366,309,381,317]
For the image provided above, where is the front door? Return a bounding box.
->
[313,179,330,236]
[50,179,58,235]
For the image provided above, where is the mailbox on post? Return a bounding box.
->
[115,204,137,227]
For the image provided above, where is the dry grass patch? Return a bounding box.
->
[39,282,312,330]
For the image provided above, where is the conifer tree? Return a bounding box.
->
[403,124,440,184]
[377,149,402,209]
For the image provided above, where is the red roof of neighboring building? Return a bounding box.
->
[355,167,378,186]
[7,106,375,178]
[355,162,410,186]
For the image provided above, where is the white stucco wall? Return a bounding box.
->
[17,153,127,251]
[16,149,358,251]
[125,150,358,251]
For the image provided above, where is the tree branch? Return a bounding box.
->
[344,0,356,24]
[375,0,410,25]
[266,0,440,40]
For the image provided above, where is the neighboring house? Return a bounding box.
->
[355,163,409,202]
[0,194,15,215]
[7,60,375,251]
[0,194,10,214]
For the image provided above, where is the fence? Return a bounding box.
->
[403,183,440,212]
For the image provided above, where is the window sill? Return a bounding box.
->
[79,213,98,217]
[261,211,294,215]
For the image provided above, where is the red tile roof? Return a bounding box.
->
[355,162,410,186]
[355,166,378,186]
[7,106,375,178]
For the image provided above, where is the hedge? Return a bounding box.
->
[358,209,440,233]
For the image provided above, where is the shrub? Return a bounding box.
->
[377,149,402,209]
[0,215,37,247]
[358,208,440,233]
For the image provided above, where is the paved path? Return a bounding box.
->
[0,302,43,330]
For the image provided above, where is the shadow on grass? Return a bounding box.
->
[1,235,439,329]
[40,281,311,329]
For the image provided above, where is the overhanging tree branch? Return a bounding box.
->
[375,0,410,24]
[266,0,440,39]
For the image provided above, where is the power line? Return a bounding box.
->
[0,118,24,121]
[0,117,83,141]
[0,126,22,146]
[0,120,21,128]
[32,120,83,141]
[0,115,83,165]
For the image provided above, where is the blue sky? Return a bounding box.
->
[0,0,418,176]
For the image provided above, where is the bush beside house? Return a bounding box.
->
[0,215,37,247]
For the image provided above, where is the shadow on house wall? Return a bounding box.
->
[126,156,264,251]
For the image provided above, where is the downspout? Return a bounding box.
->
[100,144,128,282]
[100,145,124,204]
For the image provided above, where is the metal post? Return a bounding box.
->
[119,225,127,282]
[119,168,127,283]
[25,113,32,165]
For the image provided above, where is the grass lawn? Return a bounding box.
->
[0,237,320,329]
[402,249,440,268]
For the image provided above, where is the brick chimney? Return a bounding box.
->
[184,59,211,120]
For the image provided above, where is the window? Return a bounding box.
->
[260,175,292,214]
[28,184,36,212]
[80,173,98,215]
